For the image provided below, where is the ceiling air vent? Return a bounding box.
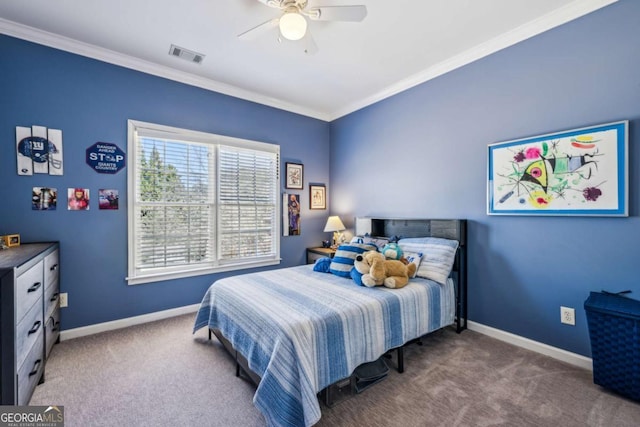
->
[168,44,205,64]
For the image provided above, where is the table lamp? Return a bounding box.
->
[324,216,346,249]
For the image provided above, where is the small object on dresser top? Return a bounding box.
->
[1,234,20,248]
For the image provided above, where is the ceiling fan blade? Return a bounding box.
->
[238,17,280,40]
[256,0,285,8]
[307,5,367,22]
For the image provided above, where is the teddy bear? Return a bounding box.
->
[352,250,417,289]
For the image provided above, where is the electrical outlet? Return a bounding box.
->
[561,306,575,325]
[59,292,68,308]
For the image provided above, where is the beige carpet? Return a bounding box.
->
[30,313,640,426]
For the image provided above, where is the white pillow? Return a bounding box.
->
[398,237,459,285]
[402,251,423,278]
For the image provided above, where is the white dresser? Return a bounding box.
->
[0,242,60,405]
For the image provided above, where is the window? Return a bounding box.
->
[127,120,280,285]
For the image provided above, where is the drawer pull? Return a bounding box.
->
[27,282,42,293]
[48,316,60,332]
[50,292,59,302]
[29,359,42,377]
[50,263,58,271]
[28,320,42,335]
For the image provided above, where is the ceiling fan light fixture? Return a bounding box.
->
[279,11,307,41]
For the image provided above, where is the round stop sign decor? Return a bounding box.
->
[86,142,126,174]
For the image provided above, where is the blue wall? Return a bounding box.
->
[2,1,638,357]
[330,0,640,357]
[0,35,331,329]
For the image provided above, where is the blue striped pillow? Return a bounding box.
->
[329,243,377,277]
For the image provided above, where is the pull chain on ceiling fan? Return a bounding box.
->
[239,0,367,53]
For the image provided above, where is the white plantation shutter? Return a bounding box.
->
[218,147,278,262]
[135,138,214,270]
[127,120,280,285]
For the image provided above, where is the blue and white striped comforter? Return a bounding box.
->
[193,264,455,427]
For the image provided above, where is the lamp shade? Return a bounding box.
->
[279,11,307,41]
[323,216,345,232]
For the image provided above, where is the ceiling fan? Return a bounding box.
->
[239,0,367,53]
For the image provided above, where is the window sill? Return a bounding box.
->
[127,258,281,285]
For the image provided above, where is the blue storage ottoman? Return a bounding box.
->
[584,291,640,401]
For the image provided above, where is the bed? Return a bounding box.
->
[193,218,467,427]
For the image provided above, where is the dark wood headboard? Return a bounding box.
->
[355,218,466,246]
[354,217,468,332]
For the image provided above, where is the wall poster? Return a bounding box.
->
[32,187,57,210]
[99,189,119,210]
[283,193,301,236]
[68,188,90,210]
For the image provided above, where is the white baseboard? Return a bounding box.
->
[468,321,593,371]
[59,307,593,371]
[59,303,201,341]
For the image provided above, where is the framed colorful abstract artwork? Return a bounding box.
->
[487,121,628,216]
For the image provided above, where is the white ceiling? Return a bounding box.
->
[0,0,617,121]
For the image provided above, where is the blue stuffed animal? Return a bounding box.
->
[313,257,332,273]
[350,267,365,286]
[380,242,403,260]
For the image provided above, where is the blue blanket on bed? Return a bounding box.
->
[193,265,454,427]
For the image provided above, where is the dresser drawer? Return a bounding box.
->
[45,310,60,359]
[17,330,44,406]
[0,242,59,405]
[44,279,59,319]
[16,295,44,369]
[44,249,59,288]
[16,260,44,324]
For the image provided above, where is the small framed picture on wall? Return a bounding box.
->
[309,184,326,210]
[285,162,303,189]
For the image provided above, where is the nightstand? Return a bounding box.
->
[306,247,336,264]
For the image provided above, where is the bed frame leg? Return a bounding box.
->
[385,346,405,373]
[323,386,331,407]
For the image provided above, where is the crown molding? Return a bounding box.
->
[329,0,618,120]
[0,17,331,121]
